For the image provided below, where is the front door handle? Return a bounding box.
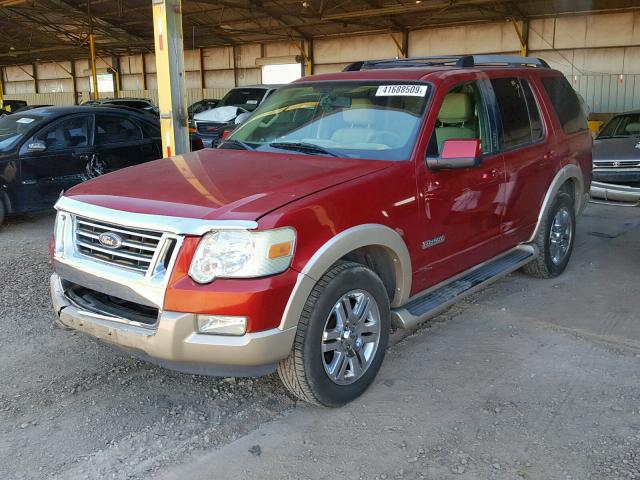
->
[481,168,499,181]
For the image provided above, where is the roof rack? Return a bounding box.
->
[342,55,550,71]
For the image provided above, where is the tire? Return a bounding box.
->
[522,192,575,278]
[277,261,390,407]
[0,198,5,228]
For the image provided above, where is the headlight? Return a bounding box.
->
[53,211,68,256]
[188,228,295,283]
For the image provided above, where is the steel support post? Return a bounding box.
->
[152,0,189,157]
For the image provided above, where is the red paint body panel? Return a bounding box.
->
[65,149,392,221]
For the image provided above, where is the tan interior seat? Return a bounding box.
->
[331,98,378,145]
[625,122,640,134]
[435,93,477,152]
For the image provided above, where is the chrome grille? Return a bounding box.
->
[74,217,164,273]
[594,160,640,168]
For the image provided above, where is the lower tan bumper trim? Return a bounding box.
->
[51,274,296,376]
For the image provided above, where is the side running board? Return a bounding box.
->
[391,245,537,330]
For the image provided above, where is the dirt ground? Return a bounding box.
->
[1,203,639,480]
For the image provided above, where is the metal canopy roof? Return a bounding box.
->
[0,0,638,65]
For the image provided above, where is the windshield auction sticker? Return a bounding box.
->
[16,117,35,124]
[376,85,428,97]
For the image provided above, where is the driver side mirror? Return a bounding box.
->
[27,141,47,153]
[427,138,482,170]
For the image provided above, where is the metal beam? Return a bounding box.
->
[32,63,38,94]
[152,0,189,157]
[0,68,4,107]
[89,32,99,100]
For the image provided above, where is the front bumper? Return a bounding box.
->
[590,181,640,207]
[593,169,640,184]
[51,273,297,376]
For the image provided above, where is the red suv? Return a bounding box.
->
[51,55,592,407]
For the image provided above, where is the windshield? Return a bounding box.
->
[218,88,267,111]
[598,113,640,138]
[188,100,217,116]
[0,114,44,151]
[226,81,430,161]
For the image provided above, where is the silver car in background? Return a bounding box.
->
[591,110,640,206]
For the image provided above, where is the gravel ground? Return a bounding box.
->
[0,211,293,480]
[1,204,639,480]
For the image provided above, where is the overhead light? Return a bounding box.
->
[9,46,15,51]
[415,0,421,3]
[302,0,309,7]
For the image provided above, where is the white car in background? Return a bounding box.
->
[192,84,282,147]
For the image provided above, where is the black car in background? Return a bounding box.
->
[14,105,54,113]
[82,98,159,116]
[1,99,28,113]
[0,106,162,226]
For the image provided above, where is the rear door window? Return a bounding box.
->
[541,76,588,135]
[95,115,143,145]
[490,78,542,150]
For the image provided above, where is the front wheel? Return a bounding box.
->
[523,192,576,278]
[277,261,390,407]
[0,198,5,227]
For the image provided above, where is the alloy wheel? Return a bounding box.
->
[321,289,381,385]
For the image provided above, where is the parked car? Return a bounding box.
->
[192,85,281,147]
[590,110,640,206]
[188,99,219,121]
[1,99,27,113]
[83,98,159,116]
[14,104,54,113]
[0,106,162,226]
[187,99,220,139]
[50,55,591,406]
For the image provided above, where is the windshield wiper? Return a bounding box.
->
[268,141,341,157]
[220,139,254,150]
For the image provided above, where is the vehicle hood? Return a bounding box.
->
[193,106,241,123]
[64,149,393,221]
[593,137,640,161]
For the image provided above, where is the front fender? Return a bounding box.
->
[279,224,412,330]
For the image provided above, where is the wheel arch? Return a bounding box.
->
[528,164,585,243]
[279,224,412,330]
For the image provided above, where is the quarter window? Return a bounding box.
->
[541,76,588,135]
[491,78,542,149]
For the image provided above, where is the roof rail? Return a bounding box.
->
[342,55,550,71]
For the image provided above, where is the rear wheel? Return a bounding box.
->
[277,261,390,407]
[523,192,575,278]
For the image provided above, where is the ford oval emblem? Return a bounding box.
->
[98,231,123,249]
